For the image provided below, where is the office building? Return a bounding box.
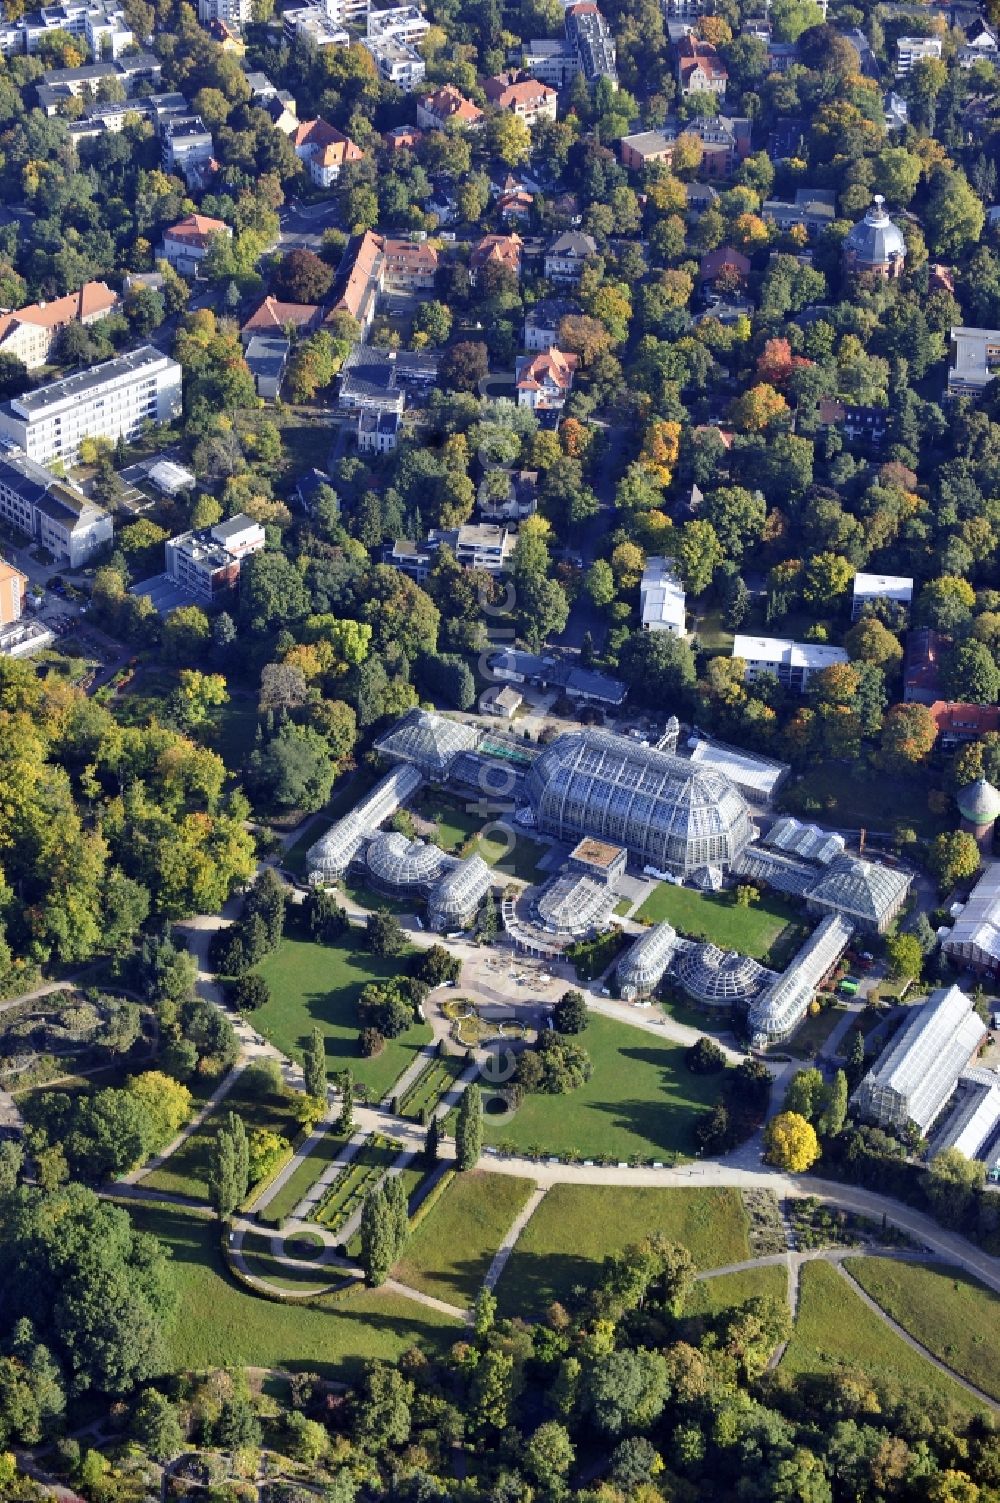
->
[0,442,112,565]
[732,634,849,691]
[0,281,118,370]
[165,514,265,602]
[0,346,182,466]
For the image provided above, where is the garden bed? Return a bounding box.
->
[311,1133,401,1234]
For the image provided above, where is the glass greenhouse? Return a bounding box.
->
[616,921,678,1000]
[376,708,480,781]
[366,831,449,894]
[747,914,852,1047]
[852,984,987,1132]
[306,764,423,882]
[524,730,754,878]
[805,855,911,933]
[428,855,492,932]
[532,873,617,938]
[675,943,772,1006]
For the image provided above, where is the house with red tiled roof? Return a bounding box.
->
[381,238,439,293]
[294,118,364,187]
[698,245,750,296]
[930,701,1000,747]
[0,282,119,370]
[416,84,484,130]
[482,71,557,125]
[498,189,533,222]
[470,232,523,284]
[159,214,232,275]
[384,124,423,151]
[676,35,728,96]
[515,346,578,411]
[329,230,384,330]
[240,296,322,345]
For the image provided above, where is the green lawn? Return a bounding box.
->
[660,993,731,1035]
[685,1264,789,1320]
[312,1133,400,1233]
[413,792,484,853]
[398,1053,466,1120]
[847,1258,1000,1402]
[140,1071,303,1202]
[783,1004,851,1060]
[482,1013,724,1162]
[123,1201,460,1378]
[473,826,549,884]
[394,1170,535,1309]
[634,885,805,964]
[238,1228,342,1293]
[258,1126,349,1225]
[252,937,430,1097]
[495,1185,749,1321]
[780,1260,986,1416]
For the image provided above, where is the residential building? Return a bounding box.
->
[0,442,112,565]
[761,187,836,239]
[477,468,538,520]
[416,83,483,129]
[816,397,889,446]
[66,90,186,144]
[904,627,947,704]
[851,571,913,620]
[842,195,906,278]
[381,237,438,293]
[675,34,727,95]
[896,33,942,75]
[365,4,429,43]
[0,346,182,466]
[620,114,750,175]
[330,230,384,330]
[384,538,436,582]
[0,1,131,57]
[357,409,402,453]
[930,701,1000,749]
[640,556,686,635]
[619,129,676,170]
[384,124,422,150]
[364,34,425,88]
[281,6,349,48]
[884,90,909,130]
[0,281,118,371]
[165,514,265,602]
[427,523,518,574]
[959,18,999,66]
[943,865,1000,976]
[197,0,251,27]
[470,233,523,283]
[0,559,26,625]
[731,634,849,692]
[564,2,618,89]
[486,685,523,718]
[240,296,321,344]
[483,72,558,124]
[159,213,231,275]
[523,297,580,351]
[337,344,438,413]
[948,325,1000,395]
[699,244,750,297]
[852,984,986,1132]
[293,118,363,186]
[498,188,533,222]
[206,17,244,48]
[162,115,215,189]
[515,346,578,411]
[521,36,578,87]
[243,336,288,400]
[37,55,161,114]
[544,230,597,282]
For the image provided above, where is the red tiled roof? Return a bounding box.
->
[471,232,523,270]
[517,346,579,392]
[930,701,1000,738]
[164,213,230,249]
[241,296,321,337]
[699,245,750,279]
[419,84,483,124]
[0,281,118,345]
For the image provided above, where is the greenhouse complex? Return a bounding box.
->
[302,708,916,1049]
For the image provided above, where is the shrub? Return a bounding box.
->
[359,1027,385,1058]
[685,1036,726,1074]
[229,974,270,1013]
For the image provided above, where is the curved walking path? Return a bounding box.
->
[483,1185,547,1293]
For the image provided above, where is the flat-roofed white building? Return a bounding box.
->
[852,984,987,1133]
[0,346,182,467]
[640,555,686,635]
[732,634,848,692]
[165,513,265,602]
[851,571,913,620]
[896,33,942,74]
[948,326,1000,396]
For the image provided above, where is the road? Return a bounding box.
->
[277,198,341,250]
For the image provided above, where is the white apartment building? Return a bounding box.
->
[162,114,214,186]
[366,4,429,43]
[0,346,182,467]
[0,441,112,565]
[282,5,349,47]
[0,2,132,57]
[640,556,686,635]
[851,571,913,619]
[732,634,849,692]
[364,34,425,88]
[895,34,942,75]
[166,514,265,602]
[198,0,252,27]
[948,326,1000,395]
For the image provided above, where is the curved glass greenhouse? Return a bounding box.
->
[675,943,771,1006]
[524,730,753,878]
[616,921,678,1000]
[428,855,492,932]
[366,831,449,893]
[306,764,423,882]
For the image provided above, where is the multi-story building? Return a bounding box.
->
[162,114,215,188]
[640,556,686,635]
[895,33,942,75]
[675,34,727,94]
[731,634,849,692]
[523,297,580,352]
[470,232,523,283]
[416,83,483,129]
[381,237,438,293]
[364,34,425,88]
[197,0,251,28]
[241,297,322,344]
[851,571,913,620]
[366,4,428,43]
[357,409,402,453]
[0,559,26,624]
[159,213,231,275]
[68,90,187,144]
[432,523,518,573]
[564,2,617,89]
[515,347,578,411]
[852,984,986,1133]
[543,230,597,282]
[36,51,160,112]
[521,37,578,87]
[948,325,1000,395]
[165,514,265,602]
[0,281,118,370]
[761,187,836,239]
[293,117,363,186]
[620,113,751,175]
[281,6,349,48]
[0,442,112,565]
[0,346,182,466]
[483,72,558,124]
[0,1,131,57]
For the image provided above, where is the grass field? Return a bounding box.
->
[847,1258,1000,1402]
[260,1127,348,1225]
[253,937,430,1097]
[495,1185,749,1320]
[634,885,805,964]
[780,1260,986,1415]
[685,1264,789,1319]
[238,1228,340,1293]
[473,826,549,884]
[393,1170,535,1309]
[123,1201,460,1377]
[141,1070,303,1202]
[481,1013,724,1162]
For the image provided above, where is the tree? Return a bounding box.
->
[583,1348,670,1436]
[916,575,976,633]
[440,341,489,392]
[926,1147,986,1224]
[886,932,922,980]
[338,1070,354,1134]
[424,1113,440,1165]
[456,1084,483,1170]
[803,553,854,606]
[383,1173,409,1261]
[272,248,334,303]
[359,1185,395,1286]
[925,169,986,258]
[943,641,1000,705]
[585,558,616,608]
[478,889,498,944]
[764,1112,820,1172]
[485,110,531,165]
[618,630,697,705]
[845,616,903,672]
[247,723,335,813]
[230,974,270,1012]
[686,1036,726,1074]
[303,1027,327,1101]
[553,989,588,1034]
[928,830,980,891]
[729,383,789,432]
[131,1389,183,1463]
[524,1421,575,1490]
[366,909,406,957]
[817,1070,848,1138]
[879,703,937,772]
[672,519,723,595]
[784,1068,824,1121]
[208,1111,249,1217]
